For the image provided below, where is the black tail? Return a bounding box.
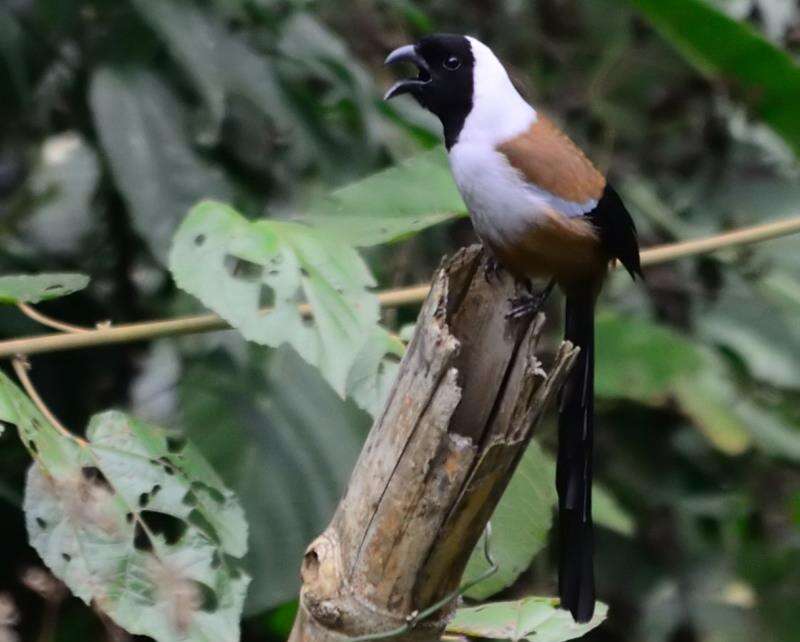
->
[557,290,596,623]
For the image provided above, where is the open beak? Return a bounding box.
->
[383,44,431,100]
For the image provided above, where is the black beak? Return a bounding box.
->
[383,44,431,100]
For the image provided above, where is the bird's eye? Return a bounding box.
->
[443,55,461,70]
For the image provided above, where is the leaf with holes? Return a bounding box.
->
[447,597,608,642]
[347,327,405,415]
[0,273,89,304]
[304,146,467,246]
[170,200,397,414]
[0,372,249,642]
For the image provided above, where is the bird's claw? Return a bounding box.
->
[484,256,503,284]
[505,293,546,319]
[505,279,556,320]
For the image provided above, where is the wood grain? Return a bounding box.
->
[289,246,578,642]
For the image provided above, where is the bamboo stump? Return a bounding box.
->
[290,246,579,642]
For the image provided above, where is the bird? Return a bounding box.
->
[384,34,641,623]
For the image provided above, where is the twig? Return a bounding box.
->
[11,357,86,445]
[638,215,800,266]
[0,214,798,359]
[17,303,93,334]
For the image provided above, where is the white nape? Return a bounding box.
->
[459,36,537,146]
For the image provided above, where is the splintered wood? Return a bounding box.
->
[290,246,578,642]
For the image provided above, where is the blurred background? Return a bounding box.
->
[1,1,799,641]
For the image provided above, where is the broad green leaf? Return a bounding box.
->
[695,275,800,388]
[305,146,467,246]
[595,311,704,404]
[170,200,398,415]
[21,132,99,253]
[464,442,634,600]
[592,483,635,537]
[625,0,800,154]
[463,441,557,600]
[0,273,89,304]
[596,311,796,458]
[180,347,368,613]
[676,349,800,461]
[673,360,753,456]
[0,373,249,642]
[447,597,608,642]
[732,396,800,462]
[90,68,232,263]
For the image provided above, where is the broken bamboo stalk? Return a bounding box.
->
[289,246,579,642]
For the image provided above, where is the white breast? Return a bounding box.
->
[449,141,594,250]
[449,141,546,249]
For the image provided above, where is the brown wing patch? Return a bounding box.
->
[490,209,605,286]
[496,115,605,204]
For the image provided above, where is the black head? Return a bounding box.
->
[384,34,475,148]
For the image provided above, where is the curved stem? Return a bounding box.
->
[0,214,798,359]
[17,303,93,334]
[11,357,86,445]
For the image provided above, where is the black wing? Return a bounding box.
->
[587,185,642,280]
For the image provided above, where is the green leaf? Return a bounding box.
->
[731,396,800,462]
[447,597,608,642]
[592,484,635,537]
[595,311,704,404]
[90,68,233,263]
[305,146,467,246]
[170,200,397,415]
[695,275,800,388]
[131,0,314,159]
[276,14,388,159]
[595,312,768,455]
[180,347,368,614]
[673,357,753,456]
[675,347,800,461]
[625,0,800,155]
[0,273,89,304]
[347,327,404,415]
[463,441,557,600]
[463,442,634,600]
[0,372,249,642]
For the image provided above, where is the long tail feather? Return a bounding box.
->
[557,291,596,623]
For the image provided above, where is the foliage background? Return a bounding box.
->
[1,0,799,641]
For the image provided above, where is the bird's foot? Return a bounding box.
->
[506,293,546,319]
[505,279,556,319]
[484,255,503,284]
